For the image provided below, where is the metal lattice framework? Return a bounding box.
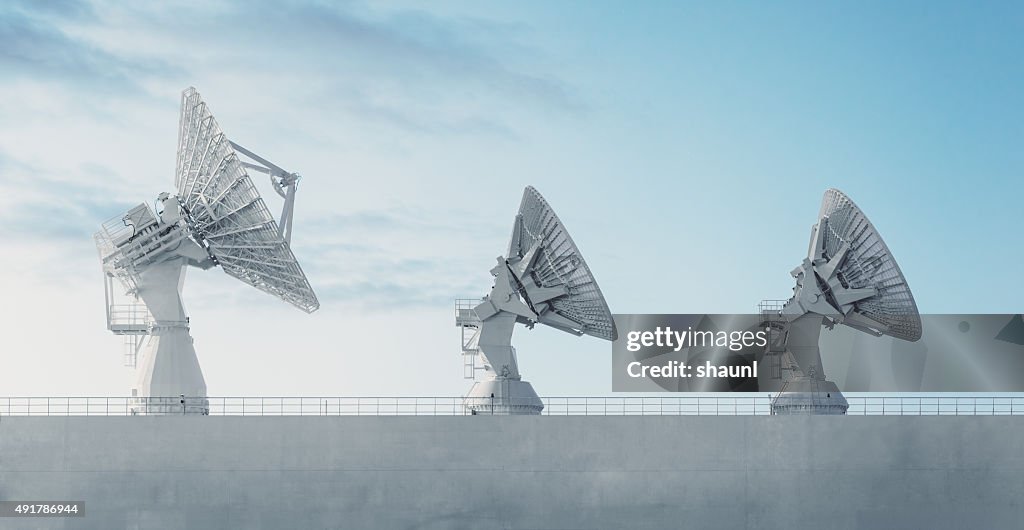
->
[175,88,319,313]
[95,203,161,294]
[816,188,921,341]
[509,186,617,340]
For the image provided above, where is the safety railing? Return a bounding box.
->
[0,396,1023,416]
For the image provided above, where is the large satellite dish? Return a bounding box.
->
[94,87,319,414]
[764,188,922,414]
[456,186,616,414]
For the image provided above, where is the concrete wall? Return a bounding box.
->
[1,416,1022,529]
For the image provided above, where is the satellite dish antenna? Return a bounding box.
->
[763,188,922,414]
[94,87,319,414]
[456,186,616,414]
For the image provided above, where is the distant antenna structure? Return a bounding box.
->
[761,188,922,414]
[456,186,617,414]
[95,87,319,414]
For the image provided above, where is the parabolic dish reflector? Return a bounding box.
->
[175,87,319,313]
[816,188,920,341]
[509,186,617,340]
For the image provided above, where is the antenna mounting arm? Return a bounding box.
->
[230,141,301,245]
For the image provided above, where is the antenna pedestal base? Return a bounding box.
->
[464,378,543,415]
[130,396,210,416]
[771,378,848,415]
[130,324,209,415]
[126,259,209,415]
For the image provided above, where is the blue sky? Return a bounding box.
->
[0,1,1020,397]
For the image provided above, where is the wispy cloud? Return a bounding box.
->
[294,206,507,312]
[0,147,139,228]
[1,0,579,137]
[0,2,177,95]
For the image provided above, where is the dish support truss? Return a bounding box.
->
[175,87,318,313]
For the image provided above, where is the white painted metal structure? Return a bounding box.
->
[95,87,319,414]
[765,188,922,414]
[457,186,616,415]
